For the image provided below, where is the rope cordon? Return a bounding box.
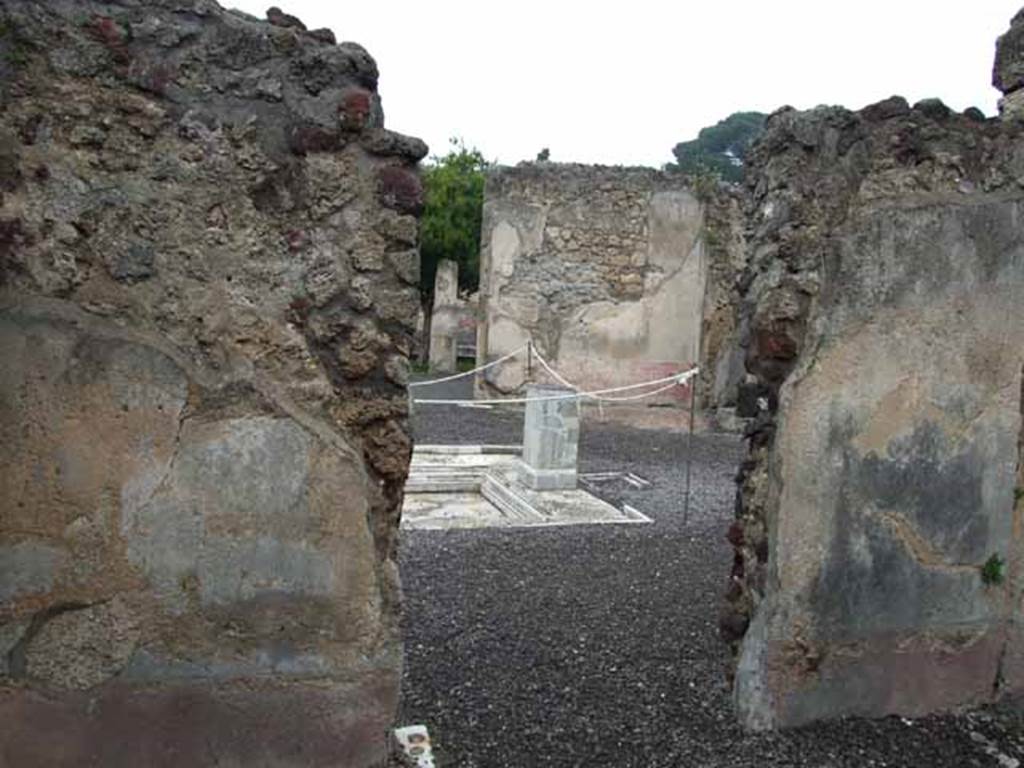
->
[413,366,698,406]
[409,339,697,406]
[527,345,695,403]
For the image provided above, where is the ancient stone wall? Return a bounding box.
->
[724,34,1024,727]
[0,1,422,764]
[477,163,732,403]
[698,183,748,423]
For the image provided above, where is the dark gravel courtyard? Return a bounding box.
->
[398,385,1024,767]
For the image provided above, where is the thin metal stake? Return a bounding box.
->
[526,339,533,381]
[683,371,697,527]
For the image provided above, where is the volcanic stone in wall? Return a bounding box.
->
[725,27,1024,729]
[0,1,424,765]
[995,8,1024,119]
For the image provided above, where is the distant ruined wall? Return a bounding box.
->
[478,164,732,403]
[0,2,423,765]
[724,14,1024,729]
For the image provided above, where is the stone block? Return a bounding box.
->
[433,258,459,307]
[519,384,579,490]
[428,306,459,373]
[994,9,1024,96]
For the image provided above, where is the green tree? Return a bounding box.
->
[669,111,766,183]
[420,137,489,297]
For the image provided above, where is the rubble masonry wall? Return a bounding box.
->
[0,1,422,764]
[726,86,1024,728]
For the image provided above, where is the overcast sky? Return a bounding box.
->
[229,1,1022,168]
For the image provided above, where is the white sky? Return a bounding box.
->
[229,1,1022,167]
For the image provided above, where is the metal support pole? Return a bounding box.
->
[683,371,697,527]
[526,339,533,381]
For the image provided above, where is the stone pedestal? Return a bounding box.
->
[518,384,579,490]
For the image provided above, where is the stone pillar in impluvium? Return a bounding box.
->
[428,259,459,373]
[518,384,580,490]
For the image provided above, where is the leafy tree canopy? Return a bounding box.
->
[669,111,766,182]
[420,137,489,296]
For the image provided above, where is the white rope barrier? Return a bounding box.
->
[408,343,529,388]
[512,343,696,404]
[413,366,699,406]
[583,378,684,403]
[408,336,698,407]
[529,343,578,391]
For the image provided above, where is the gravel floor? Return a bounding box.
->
[399,382,1024,767]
